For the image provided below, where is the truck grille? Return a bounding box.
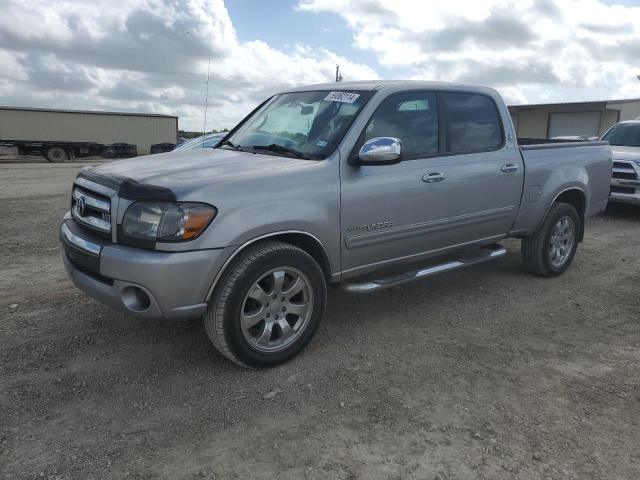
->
[71,185,112,235]
[612,161,638,180]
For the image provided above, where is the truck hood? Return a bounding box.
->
[85,148,317,191]
[610,146,640,161]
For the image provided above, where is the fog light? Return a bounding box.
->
[121,286,151,312]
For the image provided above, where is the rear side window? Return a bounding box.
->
[445,93,503,152]
[364,92,438,158]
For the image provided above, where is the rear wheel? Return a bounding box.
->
[521,202,580,277]
[204,241,327,368]
[46,147,68,163]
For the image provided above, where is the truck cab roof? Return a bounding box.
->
[281,80,501,97]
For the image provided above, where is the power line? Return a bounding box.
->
[202,55,211,145]
[1,42,227,59]
[0,66,302,85]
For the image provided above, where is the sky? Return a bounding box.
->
[1,0,640,131]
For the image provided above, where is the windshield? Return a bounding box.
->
[602,123,640,147]
[220,90,372,159]
[174,133,225,151]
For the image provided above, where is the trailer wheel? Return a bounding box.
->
[46,147,68,163]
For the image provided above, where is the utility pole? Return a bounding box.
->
[335,64,342,82]
[202,55,211,146]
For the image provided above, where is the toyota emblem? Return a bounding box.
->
[77,196,86,216]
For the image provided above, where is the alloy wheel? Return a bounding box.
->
[548,216,575,268]
[240,267,314,353]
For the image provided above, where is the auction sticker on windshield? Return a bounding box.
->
[324,91,360,103]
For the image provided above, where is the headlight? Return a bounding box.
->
[121,202,216,243]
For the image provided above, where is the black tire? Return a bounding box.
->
[521,202,581,277]
[46,147,67,163]
[204,241,327,368]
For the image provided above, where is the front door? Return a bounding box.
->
[340,90,523,277]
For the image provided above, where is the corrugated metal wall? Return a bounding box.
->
[0,108,177,155]
[609,101,640,122]
[509,108,549,138]
[509,100,640,139]
[509,102,620,138]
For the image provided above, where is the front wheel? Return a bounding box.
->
[204,241,327,368]
[521,202,580,277]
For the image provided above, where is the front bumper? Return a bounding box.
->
[609,162,640,205]
[60,217,230,320]
[609,187,640,205]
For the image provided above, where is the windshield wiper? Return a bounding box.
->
[251,144,311,160]
[219,139,244,151]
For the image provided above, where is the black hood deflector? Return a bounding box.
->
[77,167,177,202]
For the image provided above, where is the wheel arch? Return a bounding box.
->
[545,187,586,242]
[205,230,334,301]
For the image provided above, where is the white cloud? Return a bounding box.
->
[2,0,640,134]
[0,0,377,130]
[298,0,640,104]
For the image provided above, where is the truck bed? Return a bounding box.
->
[508,139,612,237]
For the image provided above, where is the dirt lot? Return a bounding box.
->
[1,162,639,480]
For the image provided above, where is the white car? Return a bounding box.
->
[601,120,640,205]
[173,132,226,151]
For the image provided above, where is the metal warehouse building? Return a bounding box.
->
[508,98,640,139]
[0,106,178,155]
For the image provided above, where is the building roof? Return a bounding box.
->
[509,98,640,108]
[607,98,640,105]
[0,105,177,119]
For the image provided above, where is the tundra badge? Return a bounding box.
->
[346,221,393,233]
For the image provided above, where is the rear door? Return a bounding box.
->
[340,90,523,276]
[432,92,524,243]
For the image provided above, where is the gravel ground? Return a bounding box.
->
[1,162,639,480]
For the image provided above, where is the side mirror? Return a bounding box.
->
[355,137,402,166]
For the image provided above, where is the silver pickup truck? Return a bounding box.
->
[600,120,640,204]
[60,81,611,367]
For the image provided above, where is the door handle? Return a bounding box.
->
[501,163,519,173]
[422,172,445,183]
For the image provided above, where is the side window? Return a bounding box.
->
[445,93,503,152]
[364,92,438,158]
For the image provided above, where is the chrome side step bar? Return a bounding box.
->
[338,244,507,294]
